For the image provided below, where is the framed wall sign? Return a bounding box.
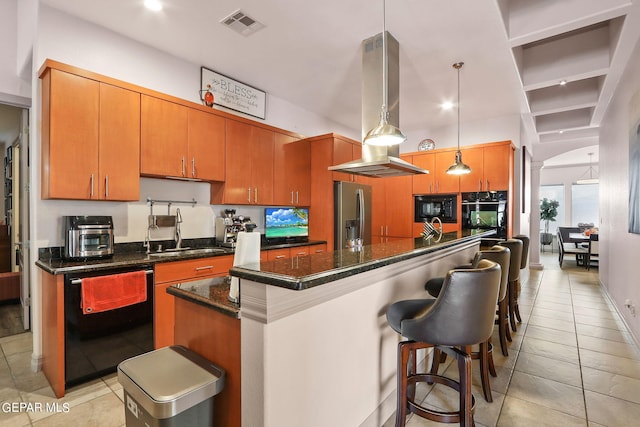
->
[201,67,266,119]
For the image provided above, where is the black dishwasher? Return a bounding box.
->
[64,265,154,387]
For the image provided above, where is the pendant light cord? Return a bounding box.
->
[382,0,388,111]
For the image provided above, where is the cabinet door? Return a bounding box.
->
[332,138,356,182]
[45,69,99,199]
[458,147,485,192]
[371,179,387,238]
[250,126,274,205]
[224,120,254,204]
[434,151,460,194]
[188,109,225,181]
[267,248,290,261]
[141,95,188,178]
[155,256,234,283]
[290,246,310,257]
[482,144,512,191]
[385,175,413,237]
[273,133,293,205]
[286,139,310,206]
[154,282,175,348]
[412,153,435,194]
[99,83,140,201]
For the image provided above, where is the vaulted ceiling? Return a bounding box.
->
[32,0,640,165]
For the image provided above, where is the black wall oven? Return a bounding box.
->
[414,194,457,223]
[461,191,508,239]
[64,265,154,387]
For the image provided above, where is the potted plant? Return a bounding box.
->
[540,198,559,247]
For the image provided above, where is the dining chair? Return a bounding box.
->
[587,234,599,270]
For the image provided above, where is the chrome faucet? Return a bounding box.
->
[175,208,183,249]
[144,217,159,254]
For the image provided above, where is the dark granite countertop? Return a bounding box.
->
[230,230,495,291]
[36,239,327,275]
[167,276,240,319]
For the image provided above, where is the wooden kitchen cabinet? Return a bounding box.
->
[412,150,460,195]
[372,173,413,239]
[141,96,225,181]
[140,95,188,178]
[308,133,365,249]
[187,108,225,181]
[459,142,513,192]
[214,120,274,205]
[40,68,140,200]
[154,255,233,348]
[273,134,309,206]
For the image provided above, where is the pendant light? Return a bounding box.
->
[363,0,407,146]
[576,152,599,184]
[446,62,472,175]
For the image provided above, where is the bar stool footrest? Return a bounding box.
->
[406,373,476,424]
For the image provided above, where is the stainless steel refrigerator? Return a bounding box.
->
[334,181,372,250]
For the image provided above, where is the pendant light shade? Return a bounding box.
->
[446,62,471,175]
[363,0,407,147]
[576,152,599,184]
[364,106,407,146]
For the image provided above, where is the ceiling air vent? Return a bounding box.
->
[221,10,265,36]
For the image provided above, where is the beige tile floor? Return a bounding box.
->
[1,252,639,426]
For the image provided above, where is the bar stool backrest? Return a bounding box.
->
[513,235,530,269]
[497,239,522,283]
[401,259,501,347]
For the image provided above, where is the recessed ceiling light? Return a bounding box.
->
[144,0,163,12]
[441,101,454,110]
[559,130,564,134]
[559,80,567,86]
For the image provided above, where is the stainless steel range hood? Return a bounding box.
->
[329,32,428,178]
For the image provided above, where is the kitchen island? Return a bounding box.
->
[230,230,493,427]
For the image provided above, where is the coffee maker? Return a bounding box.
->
[215,209,257,248]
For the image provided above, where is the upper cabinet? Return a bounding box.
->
[273,134,309,206]
[412,150,460,195]
[140,95,225,181]
[40,68,140,200]
[459,142,513,192]
[211,120,274,205]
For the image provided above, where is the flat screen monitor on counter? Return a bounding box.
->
[264,207,309,244]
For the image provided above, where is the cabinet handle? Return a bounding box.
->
[295,251,306,256]
[181,157,186,177]
[254,187,258,203]
[380,226,384,235]
[386,225,389,236]
[315,249,324,253]
[429,183,433,193]
[275,255,286,259]
[436,182,439,193]
[291,191,294,204]
[486,180,490,191]
[195,266,213,271]
[105,175,109,198]
[478,179,482,192]
[296,191,299,204]
[248,187,252,203]
[192,158,196,178]
[90,174,94,198]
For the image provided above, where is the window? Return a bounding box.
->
[540,185,564,234]
[571,183,599,228]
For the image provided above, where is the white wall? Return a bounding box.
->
[598,35,640,341]
[0,0,32,102]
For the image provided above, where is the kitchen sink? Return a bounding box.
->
[148,247,228,257]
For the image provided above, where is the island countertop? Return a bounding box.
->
[230,230,495,291]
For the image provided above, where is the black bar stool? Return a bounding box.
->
[425,245,511,401]
[512,235,530,325]
[386,259,501,426]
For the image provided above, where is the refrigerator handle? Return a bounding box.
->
[356,188,365,241]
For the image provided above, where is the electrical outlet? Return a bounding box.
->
[624,299,636,317]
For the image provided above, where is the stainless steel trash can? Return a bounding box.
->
[118,346,225,427]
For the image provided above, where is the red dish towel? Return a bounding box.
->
[81,271,147,315]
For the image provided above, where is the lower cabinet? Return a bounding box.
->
[153,255,233,348]
[264,243,327,261]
